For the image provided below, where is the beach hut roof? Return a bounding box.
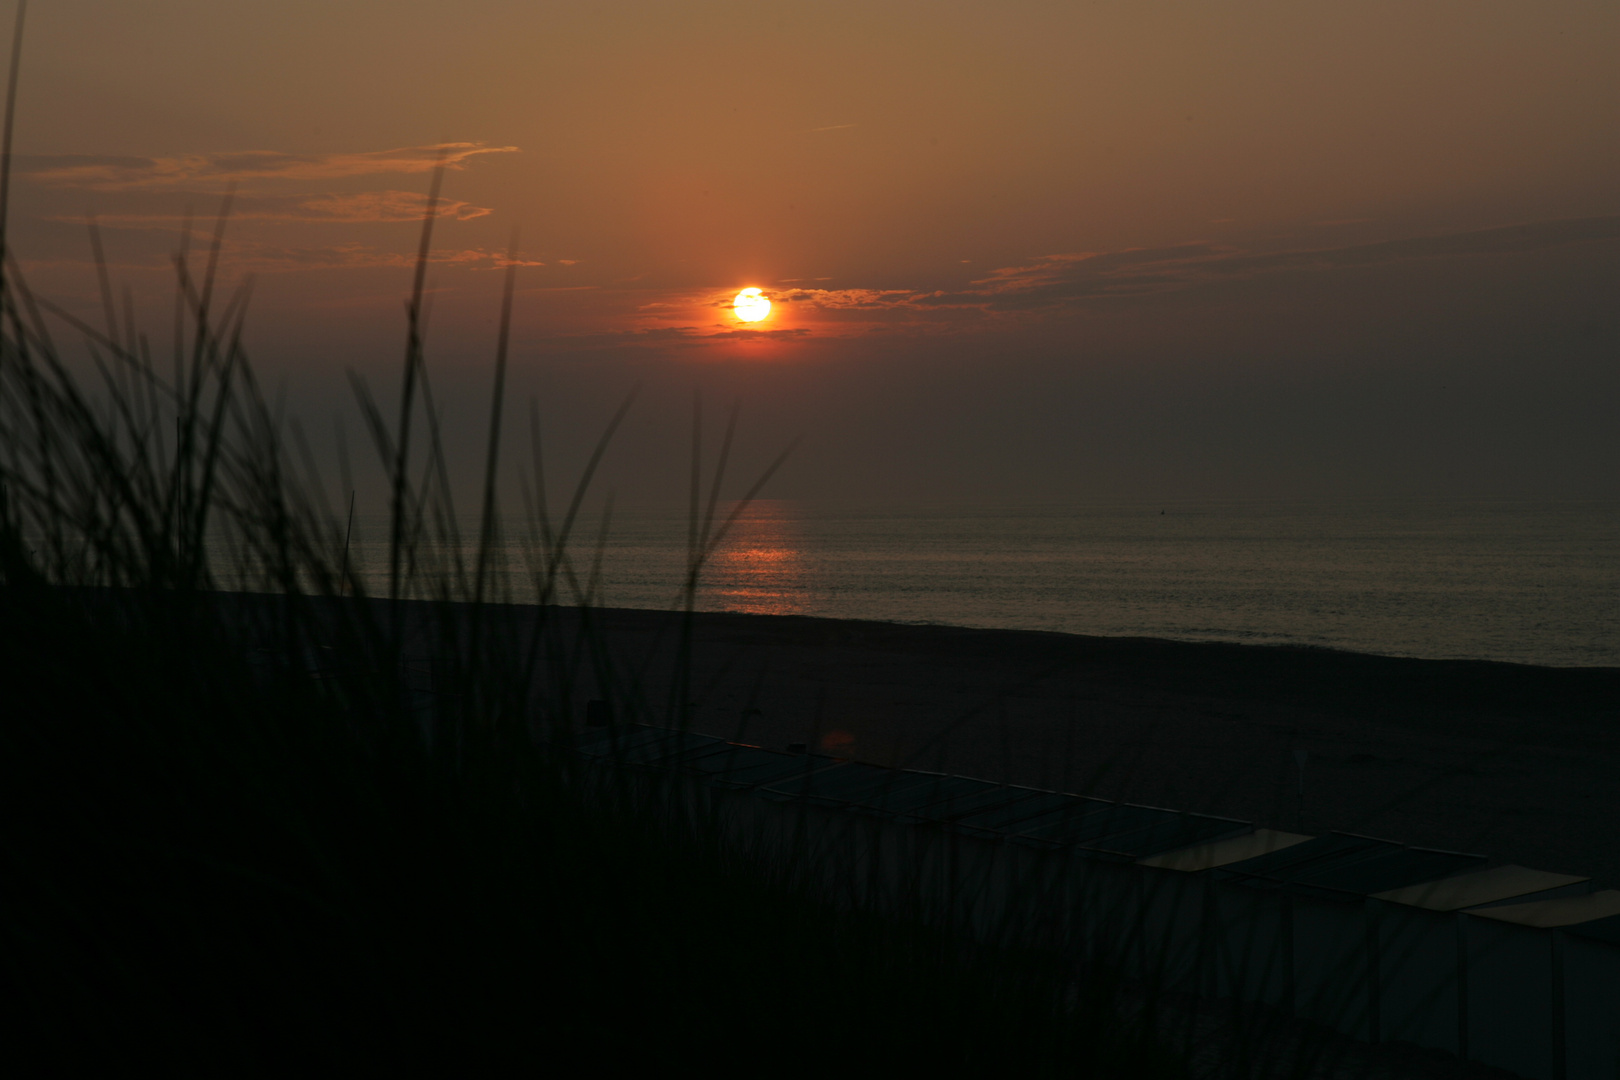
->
[924,783,1064,824]
[754,759,898,804]
[1215,833,1485,901]
[1011,801,1156,843]
[1468,889,1620,928]
[953,790,1093,834]
[1291,846,1484,901]
[1371,864,1589,911]
[861,773,997,816]
[993,801,1149,849]
[1214,832,1388,880]
[1561,911,1620,945]
[1137,828,1312,872]
[680,743,841,788]
[1073,813,1252,861]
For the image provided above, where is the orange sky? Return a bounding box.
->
[8,1,1619,503]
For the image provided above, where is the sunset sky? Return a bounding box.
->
[11,1,1619,504]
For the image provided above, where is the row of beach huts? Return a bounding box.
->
[578,721,1620,1080]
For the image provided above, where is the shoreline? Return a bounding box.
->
[593,600,1620,673]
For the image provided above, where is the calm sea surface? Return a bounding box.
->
[345,500,1619,668]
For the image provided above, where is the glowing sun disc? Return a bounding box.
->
[733,287,771,322]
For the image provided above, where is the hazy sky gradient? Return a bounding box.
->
[11,1,1619,505]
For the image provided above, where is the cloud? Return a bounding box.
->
[147,241,544,274]
[548,325,815,352]
[295,190,494,222]
[769,287,918,310]
[617,216,1620,343]
[919,245,1225,310]
[707,326,813,341]
[58,190,495,227]
[24,142,519,192]
[898,215,1620,313]
[634,286,914,314]
[366,213,1612,365]
[490,214,1620,359]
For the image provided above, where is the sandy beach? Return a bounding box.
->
[561,606,1620,888]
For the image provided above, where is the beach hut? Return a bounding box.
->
[750,761,961,913]
[994,802,1254,963]
[1130,829,1311,987]
[1465,890,1620,1080]
[967,799,1161,955]
[751,765,1064,932]
[920,787,1099,944]
[1368,865,1591,1056]
[572,723,1619,1077]
[667,742,845,859]
[1561,913,1620,1080]
[1072,810,1253,865]
[1126,829,1313,989]
[858,773,1051,929]
[1208,834,1485,1032]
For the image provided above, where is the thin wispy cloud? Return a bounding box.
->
[554,325,814,351]
[24,142,519,192]
[932,215,1620,312]
[763,287,915,309]
[762,216,1620,318]
[57,190,496,228]
[226,242,545,273]
[296,190,494,223]
[28,240,544,276]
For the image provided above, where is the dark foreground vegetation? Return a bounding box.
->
[4,586,1178,1075]
[0,129,1178,1071]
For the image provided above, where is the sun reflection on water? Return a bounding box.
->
[707,500,807,616]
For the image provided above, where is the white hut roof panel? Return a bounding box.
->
[1137,829,1313,872]
[1470,890,1620,929]
[1215,833,1392,883]
[1371,864,1590,911]
[1214,834,1483,900]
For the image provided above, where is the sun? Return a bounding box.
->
[733,287,771,322]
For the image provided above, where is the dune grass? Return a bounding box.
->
[0,42,1184,1073]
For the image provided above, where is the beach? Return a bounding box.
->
[564,605,1620,887]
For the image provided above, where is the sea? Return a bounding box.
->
[343,499,1619,669]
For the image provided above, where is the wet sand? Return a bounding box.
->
[566,606,1620,888]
